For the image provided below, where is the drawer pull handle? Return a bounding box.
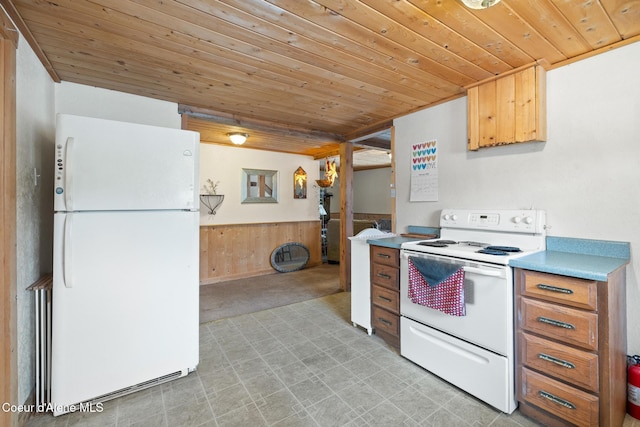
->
[376,253,391,259]
[378,318,392,326]
[377,273,391,279]
[538,353,576,369]
[537,316,575,330]
[538,390,576,410]
[537,283,574,294]
[377,295,392,303]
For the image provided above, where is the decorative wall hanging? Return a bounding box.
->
[409,139,438,202]
[241,168,278,203]
[200,178,224,214]
[293,166,307,199]
[270,242,310,273]
[316,158,338,188]
[200,194,224,215]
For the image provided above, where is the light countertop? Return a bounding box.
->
[366,231,630,281]
[367,225,439,249]
[509,236,630,281]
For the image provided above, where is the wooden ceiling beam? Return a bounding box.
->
[179,104,345,143]
[345,120,393,142]
[354,137,390,151]
[311,145,369,161]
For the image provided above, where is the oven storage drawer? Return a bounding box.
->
[520,367,599,427]
[401,316,515,413]
[519,332,598,392]
[520,298,598,351]
[372,305,399,337]
[371,263,399,290]
[370,245,399,268]
[519,270,597,311]
[372,285,399,313]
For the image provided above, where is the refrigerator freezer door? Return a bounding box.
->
[51,211,199,410]
[54,114,199,212]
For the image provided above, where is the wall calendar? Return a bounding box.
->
[410,139,438,202]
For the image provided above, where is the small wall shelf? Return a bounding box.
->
[200,194,224,215]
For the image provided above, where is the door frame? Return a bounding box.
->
[1,6,18,427]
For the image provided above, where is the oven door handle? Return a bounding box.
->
[402,253,506,278]
[462,266,505,278]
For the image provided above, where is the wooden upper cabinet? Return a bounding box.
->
[467,64,547,150]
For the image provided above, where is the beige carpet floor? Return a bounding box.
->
[199,263,342,323]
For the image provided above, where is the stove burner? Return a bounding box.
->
[418,242,449,247]
[485,246,521,252]
[417,239,457,248]
[476,246,522,256]
[414,241,524,255]
[477,248,509,256]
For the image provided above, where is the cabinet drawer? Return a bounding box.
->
[520,298,598,351]
[519,332,598,392]
[372,306,399,337]
[519,269,597,311]
[371,263,399,290]
[370,246,399,268]
[372,285,399,313]
[520,368,598,427]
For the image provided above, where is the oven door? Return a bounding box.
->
[400,249,513,355]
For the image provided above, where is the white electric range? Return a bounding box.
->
[400,209,546,414]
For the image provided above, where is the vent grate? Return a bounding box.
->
[83,370,186,406]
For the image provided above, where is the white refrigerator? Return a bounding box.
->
[51,114,200,415]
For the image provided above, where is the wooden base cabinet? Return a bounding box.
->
[515,268,627,427]
[370,245,400,349]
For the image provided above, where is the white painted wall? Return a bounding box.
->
[55,81,182,128]
[329,167,392,214]
[354,168,392,214]
[199,144,320,225]
[394,41,640,354]
[15,29,56,405]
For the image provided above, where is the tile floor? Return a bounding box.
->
[27,292,639,427]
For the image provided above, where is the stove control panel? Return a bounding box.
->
[440,209,546,234]
[469,213,500,226]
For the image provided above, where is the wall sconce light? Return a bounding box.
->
[294,166,307,199]
[460,0,501,9]
[228,132,248,145]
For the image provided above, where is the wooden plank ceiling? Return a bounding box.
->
[3,0,639,160]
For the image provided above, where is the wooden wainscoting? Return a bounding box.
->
[329,212,391,221]
[200,221,322,284]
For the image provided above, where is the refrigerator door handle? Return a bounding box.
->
[64,137,74,211]
[63,214,73,288]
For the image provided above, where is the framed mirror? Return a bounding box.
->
[270,243,310,273]
[241,168,278,203]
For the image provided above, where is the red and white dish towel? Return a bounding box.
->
[408,257,466,316]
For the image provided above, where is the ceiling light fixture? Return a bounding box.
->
[228,132,248,145]
[460,0,501,9]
